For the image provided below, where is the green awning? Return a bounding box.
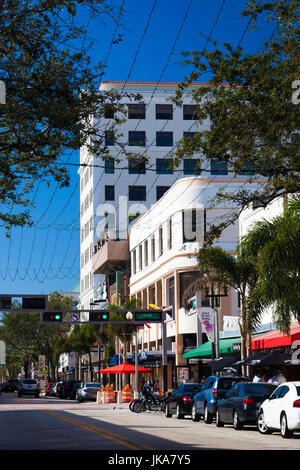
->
[183,337,241,359]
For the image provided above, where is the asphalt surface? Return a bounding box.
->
[0,392,299,453]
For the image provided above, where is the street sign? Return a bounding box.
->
[134,311,162,321]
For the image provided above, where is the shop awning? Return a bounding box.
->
[183,337,241,359]
[252,323,300,350]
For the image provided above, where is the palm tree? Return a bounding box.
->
[239,195,300,335]
[197,245,261,371]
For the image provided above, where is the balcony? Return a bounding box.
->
[92,237,129,274]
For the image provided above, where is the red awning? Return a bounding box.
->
[252,323,300,350]
[99,362,152,374]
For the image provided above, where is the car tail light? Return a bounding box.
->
[293,399,300,408]
[242,396,255,405]
[211,388,218,398]
[182,396,192,404]
[83,389,88,392]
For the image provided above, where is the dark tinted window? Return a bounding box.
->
[183,105,199,120]
[211,159,228,175]
[156,186,170,201]
[156,104,173,120]
[105,130,115,146]
[156,158,173,174]
[105,185,115,201]
[183,159,201,175]
[156,132,173,147]
[128,158,146,174]
[129,131,146,146]
[242,384,277,395]
[104,104,114,119]
[129,185,146,201]
[23,379,37,384]
[218,378,241,390]
[105,159,114,174]
[183,384,202,393]
[128,104,145,119]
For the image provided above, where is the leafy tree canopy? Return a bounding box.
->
[173,0,300,244]
[0,0,132,229]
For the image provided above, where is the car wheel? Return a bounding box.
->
[280,413,293,439]
[216,408,224,427]
[233,410,242,430]
[176,404,184,419]
[165,404,172,418]
[35,393,39,398]
[204,404,213,424]
[17,392,22,397]
[191,404,201,422]
[257,411,272,435]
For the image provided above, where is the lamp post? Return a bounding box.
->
[204,283,228,359]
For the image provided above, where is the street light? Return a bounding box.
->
[204,280,228,359]
[126,311,138,397]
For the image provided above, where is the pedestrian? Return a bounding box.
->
[153,379,160,393]
[253,370,263,383]
[268,369,286,385]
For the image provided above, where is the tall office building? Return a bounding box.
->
[78,81,253,309]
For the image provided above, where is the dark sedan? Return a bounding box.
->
[60,380,83,399]
[165,383,202,419]
[215,382,277,430]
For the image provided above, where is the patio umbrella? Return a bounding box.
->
[208,356,238,371]
[233,352,269,367]
[99,362,152,374]
[258,352,293,366]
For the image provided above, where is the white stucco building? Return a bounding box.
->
[79,81,228,308]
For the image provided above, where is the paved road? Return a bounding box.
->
[0,392,299,452]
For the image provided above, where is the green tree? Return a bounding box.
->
[0,291,72,380]
[239,195,300,335]
[0,0,130,229]
[197,245,260,370]
[173,0,300,244]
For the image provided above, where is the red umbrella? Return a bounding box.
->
[99,362,152,374]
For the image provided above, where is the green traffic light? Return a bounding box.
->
[102,314,108,320]
[55,314,61,320]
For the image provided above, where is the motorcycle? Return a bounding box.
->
[130,386,167,413]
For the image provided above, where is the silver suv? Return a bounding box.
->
[18,379,40,398]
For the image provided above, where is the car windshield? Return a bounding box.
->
[242,384,277,395]
[296,386,300,396]
[85,383,101,387]
[23,379,37,384]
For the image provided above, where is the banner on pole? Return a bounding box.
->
[197,307,215,342]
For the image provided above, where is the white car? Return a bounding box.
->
[257,381,300,438]
[17,378,40,398]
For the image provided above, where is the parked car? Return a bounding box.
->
[56,381,65,398]
[257,381,300,438]
[59,380,83,399]
[52,381,64,397]
[0,382,7,393]
[76,382,102,402]
[215,382,277,430]
[192,375,250,423]
[5,378,20,392]
[17,378,40,397]
[165,383,202,419]
[45,383,55,396]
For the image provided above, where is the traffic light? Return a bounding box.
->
[89,311,109,322]
[42,312,63,323]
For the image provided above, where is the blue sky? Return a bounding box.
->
[0,0,274,295]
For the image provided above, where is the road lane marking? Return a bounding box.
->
[42,410,153,450]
